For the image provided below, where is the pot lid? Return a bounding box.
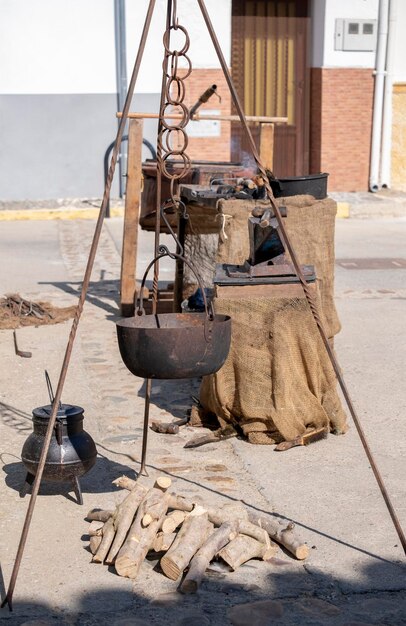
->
[32,403,84,420]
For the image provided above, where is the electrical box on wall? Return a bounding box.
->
[335,19,377,51]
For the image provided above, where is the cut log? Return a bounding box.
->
[180,521,238,594]
[105,483,148,564]
[112,475,137,491]
[86,508,113,522]
[92,517,115,563]
[152,531,177,553]
[205,502,248,526]
[248,512,309,560]
[218,534,275,570]
[141,479,172,527]
[161,510,186,534]
[115,489,170,578]
[151,421,179,434]
[239,522,277,556]
[89,535,102,555]
[167,494,194,514]
[160,506,212,581]
[154,476,172,492]
[116,476,173,495]
[166,498,274,552]
[88,520,104,537]
[113,487,300,556]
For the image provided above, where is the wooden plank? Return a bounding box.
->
[259,123,275,172]
[120,119,143,317]
[117,112,288,124]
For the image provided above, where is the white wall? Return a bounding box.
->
[311,0,379,68]
[0,0,231,96]
[125,0,231,94]
[0,0,116,94]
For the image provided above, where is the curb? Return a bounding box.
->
[0,206,124,221]
[336,202,350,219]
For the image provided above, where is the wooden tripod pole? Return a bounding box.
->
[197,0,406,555]
[0,0,157,612]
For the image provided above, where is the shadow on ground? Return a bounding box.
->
[2,454,134,503]
[39,278,173,320]
[39,279,121,318]
[0,558,405,625]
[137,378,201,418]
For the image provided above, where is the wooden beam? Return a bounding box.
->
[120,118,143,317]
[259,123,275,172]
[117,112,288,124]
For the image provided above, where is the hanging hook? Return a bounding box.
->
[160,201,189,257]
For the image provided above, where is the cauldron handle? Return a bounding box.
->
[136,245,214,327]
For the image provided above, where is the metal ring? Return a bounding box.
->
[165,76,185,105]
[163,24,190,55]
[163,128,189,154]
[161,152,191,179]
[160,102,189,130]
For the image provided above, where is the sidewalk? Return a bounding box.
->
[2,189,406,221]
[0,217,405,625]
[330,188,406,218]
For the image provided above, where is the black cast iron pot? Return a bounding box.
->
[116,311,231,379]
[21,403,97,484]
[269,173,329,199]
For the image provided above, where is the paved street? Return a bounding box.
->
[0,215,405,625]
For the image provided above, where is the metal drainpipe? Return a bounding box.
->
[369,0,389,192]
[114,0,128,199]
[381,0,397,188]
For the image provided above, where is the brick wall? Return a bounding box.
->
[310,68,374,191]
[392,84,406,191]
[178,68,231,162]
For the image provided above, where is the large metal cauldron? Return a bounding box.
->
[117,246,231,380]
[116,311,231,379]
[21,403,97,504]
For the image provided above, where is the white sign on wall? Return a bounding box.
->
[187,110,221,137]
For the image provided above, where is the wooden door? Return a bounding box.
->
[231,0,310,177]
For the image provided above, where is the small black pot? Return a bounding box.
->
[21,403,97,504]
[269,173,329,199]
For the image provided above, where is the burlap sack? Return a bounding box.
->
[200,290,348,443]
[216,194,341,339]
[200,194,348,443]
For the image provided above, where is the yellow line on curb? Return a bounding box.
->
[336,202,350,219]
[0,207,124,221]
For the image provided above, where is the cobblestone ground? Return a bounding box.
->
[1,219,405,625]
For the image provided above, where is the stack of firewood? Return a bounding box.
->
[87,476,309,593]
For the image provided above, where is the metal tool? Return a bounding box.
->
[189,84,219,118]
[12,330,32,359]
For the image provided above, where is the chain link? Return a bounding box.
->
[157,7,192,214]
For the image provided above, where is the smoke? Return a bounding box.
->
[230,135,256,172]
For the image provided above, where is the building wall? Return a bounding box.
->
[392,84,406,191]
[310,68,374,191]
[390,2,406,189]
[310,0,378,191]
[178,69,231,163]
[0,93,160,200]
[0,0,231,200]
